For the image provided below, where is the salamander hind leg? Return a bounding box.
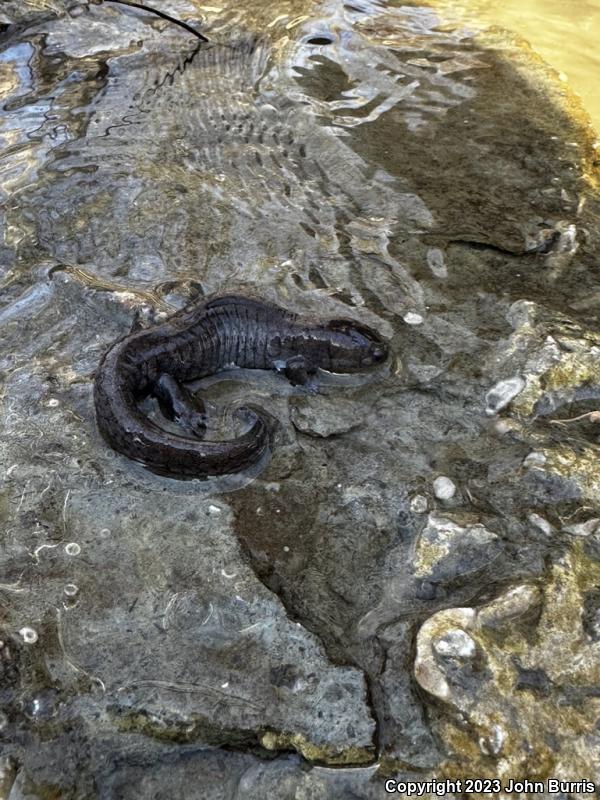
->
[153,373,207,439]
[283,355,316,386]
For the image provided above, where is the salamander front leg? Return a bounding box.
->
[283,355,317,386]
[153,374,207,439]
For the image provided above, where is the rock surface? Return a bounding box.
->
[0,0,599,795]
[290,394,366,437]
[415,547,600,784]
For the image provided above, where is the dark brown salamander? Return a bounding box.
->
[94,295,388,478]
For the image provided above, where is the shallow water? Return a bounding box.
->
[0,0,599,795]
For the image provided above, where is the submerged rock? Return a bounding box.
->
[1,0,600,792]
[410,494,428,514]
[412,513,501,583]
[432,476,457,500]
[56,492,375,764]
[484,376,526,415]
[290,395,365,438]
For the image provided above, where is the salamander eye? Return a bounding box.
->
[371,345,386,362]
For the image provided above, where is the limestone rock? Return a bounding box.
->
[414,546,600,783]
[412,513,501,582]
[290,396,365,438]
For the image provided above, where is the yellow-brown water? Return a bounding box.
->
[438,0,600,131]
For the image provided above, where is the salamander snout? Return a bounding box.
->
[350,322,388,366]
[326,319,389,370]
[360,337,388,367]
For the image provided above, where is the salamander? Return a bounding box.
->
[93,294,388,478]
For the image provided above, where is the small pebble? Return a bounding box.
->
[433,476,456,500]
[410,494,428,514]
[528,513,553,536]
[523,451,546,468]
[207,504,222,516]
[479,725,506,756]
[426,247,448,278]
[403,311,424,325]
[19,627,38,644]
[433,628,476,659]
[493,418,519,435]
[485,376,525,415]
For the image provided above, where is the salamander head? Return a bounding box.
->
[325,319,388,372]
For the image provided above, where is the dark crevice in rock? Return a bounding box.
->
[448,238,530,256]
